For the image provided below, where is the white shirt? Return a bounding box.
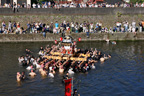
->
[49,73,54,78]
[32,4,36,8]
[48,2,51,6]
[71,23,74,27]
[8,22,12,27]
[37,4,41,8]
[132,22,136,28]
[90,24,93,29]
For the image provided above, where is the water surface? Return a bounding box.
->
[0,41,144,96]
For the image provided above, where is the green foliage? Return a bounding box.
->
[130,0,144,3]
[31,0,38,4]
[38,0,49,2]
[38,0,53,3]
[138,14,142,18]
[117,12,122,17]
[31,0,53,4]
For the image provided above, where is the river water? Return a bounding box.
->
[0,41,144,96]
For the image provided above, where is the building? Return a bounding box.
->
[0,0,30,6]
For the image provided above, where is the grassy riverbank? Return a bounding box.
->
[0,14,144,28]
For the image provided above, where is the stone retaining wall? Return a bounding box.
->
[0,8,144,15]
[0,33,144,42]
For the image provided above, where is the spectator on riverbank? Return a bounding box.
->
[13,2,18,13]
[13,21,17,31]
[43,2,48,8]
[32,3,36,8]
[123,21,129,32]
[27,4,31,10]
[17,22,21,32]
[2,21,6,31]
[8,21,12,33]
[22,3,27,8]
[139,20,143,32]
[116,21,122,32]
[0,2,144,9]
[0,0,139,8]
[0,27,2,33]
[1,20,144,34]
[27,22,31,33]
[37,3,41,8]
[0,1,144,9]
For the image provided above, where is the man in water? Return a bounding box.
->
[48,70,54,78]
[73,89,80,96]
[16,72,21,82]
[25,49,32,55]
[29,70,36,77]
[64,72,69,80]
[41,68,47,76]
[21,71,26,80]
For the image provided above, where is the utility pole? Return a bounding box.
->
[27,0,31,6]
[13,0,17,5]
[11,0,12,5]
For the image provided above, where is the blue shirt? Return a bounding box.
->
[55,23,59,28]
[27,24,30,28]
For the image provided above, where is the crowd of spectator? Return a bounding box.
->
[1,20,144,35]
[1,2,144,8]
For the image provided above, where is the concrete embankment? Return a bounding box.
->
[0,33,144,42]
[1,8,144,15]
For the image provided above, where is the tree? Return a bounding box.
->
[130,0,144,3]
[31,0,38,4]
[31,0,54,4]
[38,0,53,3]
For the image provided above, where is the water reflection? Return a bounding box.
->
[17,82,22,86]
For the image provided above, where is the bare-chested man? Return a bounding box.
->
[29,70,36,77]
[41,68,47,76]
[16,72,21,82]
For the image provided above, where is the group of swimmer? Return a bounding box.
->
[17,44,111,82]
[16,71,26,82]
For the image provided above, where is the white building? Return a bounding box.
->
[0,0,31,6]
